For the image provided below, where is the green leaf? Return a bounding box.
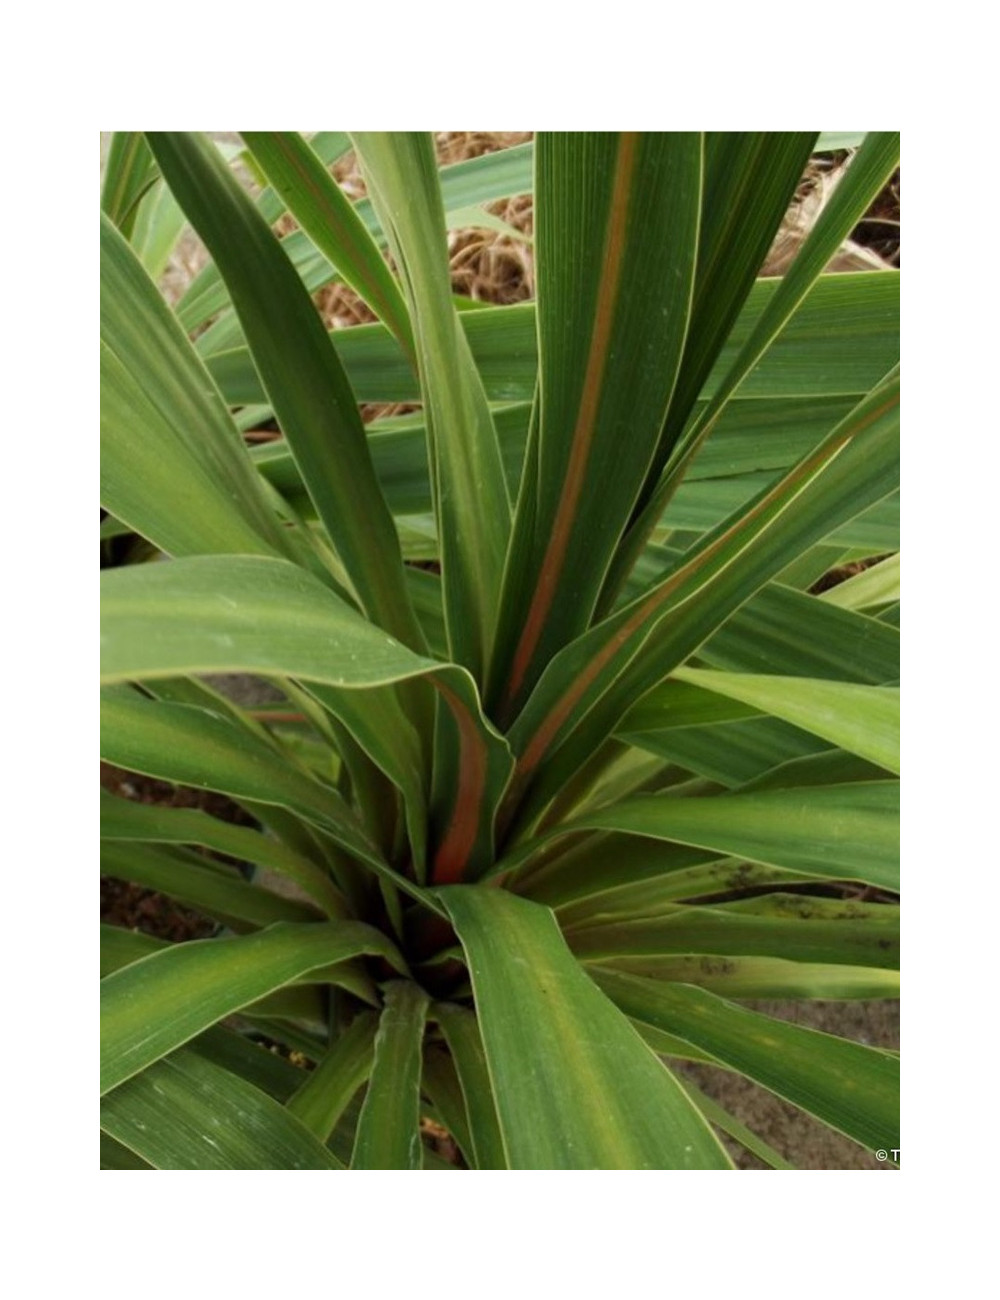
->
[101,924,166,978]
[421,1046,475,1165]
[626,134,817,530]
[208,270,897,413]
[146,132,424,652]
[603,134,899,604]
[595,973,899,1153]
[433,1003,507,1169]
[101,1131,154,1170]
[285,1011,378,1141]
[101,556,515,883]
[101,839,318,931]
[351,132,511,680]
[351,982,430,1169]
[698,582,899,684]
[240,132,415,356]
[100,788,347,918]
[505,782,899,891]
[183,141,535,348]
[101,920,403,1093]
[673,1076,795,1170]
[591,954,898,1000]
[566,893,899,970]
[100,215,291,561]
[101,1049,344,1169]
[672,667,899,774]
[440,887,731,1169]
[490,133,704,717]
[101,132,157,235]
[821,553,900,611]
[100,685,389,882]
[503,375,899,832]
[129,176,187,280]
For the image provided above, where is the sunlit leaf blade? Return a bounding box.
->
[100,788,347,918]
[101,921,403,1093]
[351,982,429,1169]
[821,553,900,611]
[595,973,899,1152]
[146,132,424,652]
[506,782,899,891]
[285,1011,378,1141]
[440,887,731,1168]
[433,1003,507,1169]
[816,132,867,150]
[505,374,899,832]
[672,667,899,774]
[490,133,703,717]
[351,132,511,680]
[240,132,415,355]
[101,1049,344,1169]
[129,176,187,280]
[100,215,291,561]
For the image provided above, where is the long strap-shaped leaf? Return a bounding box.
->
[101,921,403,1094]
[590,955,899,1001]
[489,133,703,720]
[146,132,425,653]
[594,972,899,1154]
[101,215,292,562]
[350,132,511,682]
[672,668,899,774]
[101,556,514,883]
[565,894,899,970]
[211,268,898,415]
[100,684,381,869]
[602,132,900,608]
[351,981,430,1169]
[241,132,415,359]
[433,1003,507,1170]
[100,788,347,918]
[101,1049,344,1170]
[500,781,899,891]
[101,132,157,235]
[285,1011,379,1141]
[503,373,899,835]
[629,133,818,505]
[101,839,319,931]
[182,141,533,349]
[439,887,731,1168]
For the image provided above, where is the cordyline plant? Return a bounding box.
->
[100,131,900,1170]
